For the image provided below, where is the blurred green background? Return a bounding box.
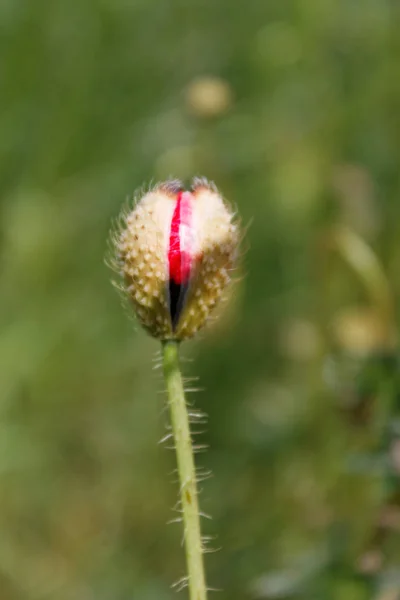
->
[1,0,400,598]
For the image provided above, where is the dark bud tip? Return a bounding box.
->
[157,179,184,197]
[191,176,218,193]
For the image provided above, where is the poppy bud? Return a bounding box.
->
[112,177,239,340]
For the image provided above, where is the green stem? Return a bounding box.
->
[162,340,207,600]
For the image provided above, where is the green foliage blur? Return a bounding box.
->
[1,1,400,598]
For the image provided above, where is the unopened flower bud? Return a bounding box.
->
[111,177,239,340]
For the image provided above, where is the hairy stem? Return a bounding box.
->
[162,340,207,600]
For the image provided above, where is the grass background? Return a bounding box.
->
[1,0,400,598]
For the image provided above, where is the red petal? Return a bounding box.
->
[168,191,194,285]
